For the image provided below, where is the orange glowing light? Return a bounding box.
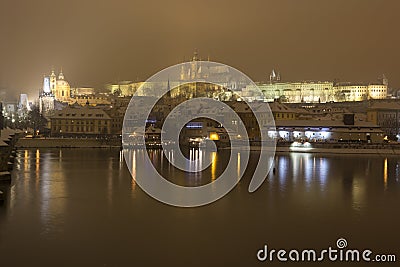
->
[209,133,219,141]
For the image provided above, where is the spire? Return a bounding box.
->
[166,77,171,98]
[382,74,388,86]
[58,67,64,80]
[192,49,198,61]
[50,67,56,78]
[270,69,280,83]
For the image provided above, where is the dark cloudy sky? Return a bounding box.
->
[0,0,399,99]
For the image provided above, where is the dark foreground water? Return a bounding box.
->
[0,149,399,267]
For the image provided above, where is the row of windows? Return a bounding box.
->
[378,113,399,119]
[60,113,105,117]
[275,113,295,118]
[52,126,109,132]
[52,119,109,125]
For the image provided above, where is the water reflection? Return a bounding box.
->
[1,149,400,266]
[271,153,400,215]
[123,150,400,213]
[39,150,67,236]
[274,153,330,193]
[125,148,227,187]
[384,158,388,190]
[211,151,217,181]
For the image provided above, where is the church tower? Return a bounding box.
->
[50,69,57,96]
[39,71,55,115]
[269,69,281,83]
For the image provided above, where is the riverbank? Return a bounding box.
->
[273,141,400,155]
[0,128,21,183]
[16,137,121,148]
[15,137,400,155]
[274,146,400,155]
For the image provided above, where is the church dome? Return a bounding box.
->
[57,79,70,87]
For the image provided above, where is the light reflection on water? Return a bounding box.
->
[384,157,388,190]
[0,149,399,266]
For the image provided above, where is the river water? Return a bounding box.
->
[0,148,399,266]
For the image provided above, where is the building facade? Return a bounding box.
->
[272,119,384,143]
[367,101,400,139]
[46,69,71,102]
[50,105,112,136]
[256,71,388,103]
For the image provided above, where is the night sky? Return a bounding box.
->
[0,0,399,99]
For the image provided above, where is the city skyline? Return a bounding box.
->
[1,2,400,266]
[1,0,399,98]
[0,64,393,103]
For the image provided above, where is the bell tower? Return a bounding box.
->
[50,68,57,96]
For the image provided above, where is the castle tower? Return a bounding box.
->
[269,69,276,83]
[269,69,280,83]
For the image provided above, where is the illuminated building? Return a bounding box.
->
[3,102,17,124]
[335,83,387,102]
[257,71,388,103]
[42,69,72,102]
[71,87,95,96]
[54,70,71,102]
[39,68,72,114]
[269,69,281,83]
[271,118,384,143]
[68,95,111,106]
[255,80,334,103]
[18,94,30,111]
[367,84,388,99]
[179,50,204,81]
[39,75,55,115]
[334,83,368,102]
[50,104,112,136]
[105,81,144,96]
[367,101,400,139]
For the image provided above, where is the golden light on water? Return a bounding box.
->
[24,150,29,171]
[237,152,241,179]
[384,158,388,190]
[36,149,40,171]
[131,150,136,191]
[211,151,217,181]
